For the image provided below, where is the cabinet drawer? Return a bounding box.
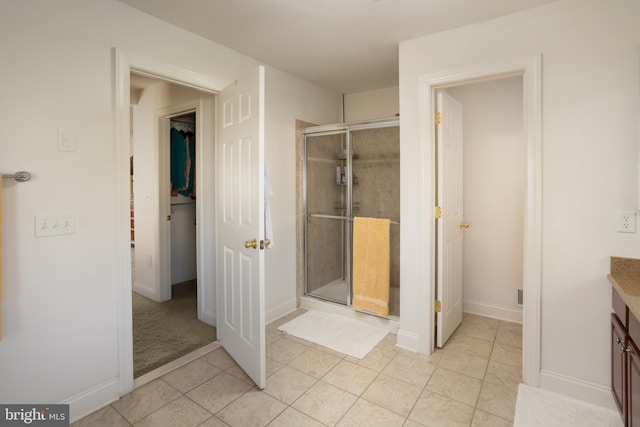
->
[614,288,628,327]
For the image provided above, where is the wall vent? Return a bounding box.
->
[516,288,524,306]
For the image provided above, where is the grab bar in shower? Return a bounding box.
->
[308,213,400,225]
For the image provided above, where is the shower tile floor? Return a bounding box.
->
[73,311,521,426]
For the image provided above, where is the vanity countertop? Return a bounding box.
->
[609,256,640,319]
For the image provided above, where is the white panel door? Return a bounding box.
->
[436,90,464,348]
[216,66,266,388]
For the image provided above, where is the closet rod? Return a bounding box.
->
[2,171,31,182]
[170,118,195,125]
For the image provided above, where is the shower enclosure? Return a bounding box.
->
[303,117,400,317]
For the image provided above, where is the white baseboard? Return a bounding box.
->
[133,281,158,301]
[463,299,522,323]
[539,369,617,410]
[200,309,216,327]
[65,378,120,424]
[396,329,420,353]
[266,297,297,324]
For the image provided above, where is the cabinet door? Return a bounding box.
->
[613,313,628,423]
[630,336,640,426]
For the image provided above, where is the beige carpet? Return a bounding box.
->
[133,280,216,377]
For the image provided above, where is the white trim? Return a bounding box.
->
[266,297,297,324]
[539,369,618,410]
[66,378,120,424]
[133,342,221,389]
[463,300,523,324]
[416,54,542,386]
[114,48,226,401]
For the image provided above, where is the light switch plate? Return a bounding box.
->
[35,213,76,237]
[57,128,76,152]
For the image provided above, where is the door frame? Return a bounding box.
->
[114,48,224,394]
[418,54,542,386]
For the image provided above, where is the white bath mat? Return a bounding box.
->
[277,310,388,359]
[514,383,622,427]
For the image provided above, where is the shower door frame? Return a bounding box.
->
[302,117,400,311]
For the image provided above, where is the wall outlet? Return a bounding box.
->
[617,210,636,233]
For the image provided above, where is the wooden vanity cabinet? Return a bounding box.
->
[612,288,640,426]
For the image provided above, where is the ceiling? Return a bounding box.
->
[119,0,557,94]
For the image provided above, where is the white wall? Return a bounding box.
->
[344,86,399,122]
[0,0,339,421]
[264,66,341,321]
[399,0,640,404]
[447,77,524,322]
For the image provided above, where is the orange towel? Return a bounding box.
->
[352,217,390,317]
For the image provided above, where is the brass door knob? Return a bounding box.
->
[460,222,470,229]
[245,238,258,249]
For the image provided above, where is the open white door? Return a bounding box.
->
[436,90,464,348]
[216,66,266,388]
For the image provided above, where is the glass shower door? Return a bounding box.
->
[304,131,351,305]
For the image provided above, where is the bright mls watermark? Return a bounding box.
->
[0,405,69,426]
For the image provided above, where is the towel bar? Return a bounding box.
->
[2,171,31,182]
[308,213,399,225]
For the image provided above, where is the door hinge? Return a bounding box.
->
[435,300,442,313]
[434,206,442,219]
[435,112,442,124]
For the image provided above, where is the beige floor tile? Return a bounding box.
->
[495,322,522,349]
[361,373,422,417]
[463,313,500,329]
[444,334,494,359]
[267,337,309,364]
[268,407,325,427]
[111,379,181,424]
[484,360,522,390]
[264,365,317,404]
[288,346,342,378]
[72,405,131,427]
[311,343,348,359]
[454,322,498,343]
[375,333,401,353]
[438,350,489,380]
[382,353,436,388]
[225,363,254,385]
[292,381,358,426]
[402,419,426,427]
[425,368,482,407]
[201,348,236,370]
[133,396,211,427]
[471,409,513,427]
[475,382,518,421]
[266,332,281,345]
[196,416,229,426]
[216,390,287,427]
[345,347,395,372]
[186,372,252,414]
[490,343,522,368]
[336,398,405,427]
[266,357,284,377]
[409,390,474,426]
[161,359,222,393]
[322,359,378,396]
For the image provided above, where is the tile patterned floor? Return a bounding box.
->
[73,311,521,427]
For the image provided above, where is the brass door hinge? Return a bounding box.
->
[435,300,442,313]
[435,112,442,124]
[434,206,442,219]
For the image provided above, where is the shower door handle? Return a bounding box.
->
[244,238,258,249]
